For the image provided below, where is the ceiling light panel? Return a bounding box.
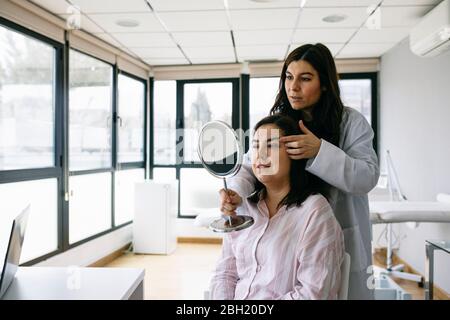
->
[87,13,164,32]
[298,7,370,28]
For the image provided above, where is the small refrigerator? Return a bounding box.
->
[133,180,178,255]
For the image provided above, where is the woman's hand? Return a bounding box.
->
[279,120,322,160]
[219,188,242,216]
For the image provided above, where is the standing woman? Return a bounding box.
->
[220,43,379,300]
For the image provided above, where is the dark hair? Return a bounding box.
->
[248,114,327,209]
[270,43,344,147]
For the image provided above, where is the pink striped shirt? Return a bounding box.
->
[209,194,344,300]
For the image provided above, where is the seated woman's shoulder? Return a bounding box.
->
[302,194,333,215]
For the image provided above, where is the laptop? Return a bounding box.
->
[0,205,30,298]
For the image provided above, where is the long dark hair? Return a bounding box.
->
[270,43,344,147]
[248,114,327,209]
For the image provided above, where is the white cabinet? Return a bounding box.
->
[133,180,178,255]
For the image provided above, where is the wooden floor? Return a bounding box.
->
[105,243,222,300]
[105,242,431,300]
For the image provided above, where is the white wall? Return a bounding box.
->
[36,225,132,267]
[379,38,450,294]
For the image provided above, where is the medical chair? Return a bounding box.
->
[204,252,351,300]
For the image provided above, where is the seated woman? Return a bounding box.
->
[209,114,344,300]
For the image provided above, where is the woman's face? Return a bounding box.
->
[285,60,322,111]
[251,124,291,185]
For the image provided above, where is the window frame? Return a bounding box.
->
[0,17,65,265]
[152,78,240,218]
[339,72,379,155]
[0,17,148,264]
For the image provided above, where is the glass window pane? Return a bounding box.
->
[0,179,58,263]
[152,167,176,183]
[69,172,112,244]
[118,74,145,163]
[249,77,279,133]
[339,79,372,124]
[0,25,55,170]
[69,50,113,171]
[180,168,222,217]
[154,81,176,165]
[183,82,233,163]
[115,168,145,226]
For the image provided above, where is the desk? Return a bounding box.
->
[2,267,145,300]
[425,240,450,300]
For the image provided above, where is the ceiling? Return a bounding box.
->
[30,0,442,66]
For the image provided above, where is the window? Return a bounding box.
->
[69,50,113,171]
[339,78,372,123]
[0,24,56,170]
[0,17,148,264]
[0,178,58,263]
[152,78,238,218]
[154,81,176,165]
[69,172,112,244]
[182,82,234,163]
[339,73,378,151]
[179,168,222,217]
[117,73,145,163]
[249,77,279,134]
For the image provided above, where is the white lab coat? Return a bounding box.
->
[228,107,379,300]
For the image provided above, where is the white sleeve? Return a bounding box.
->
[305,115,379,194]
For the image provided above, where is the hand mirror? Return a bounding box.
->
[197,120,254,232]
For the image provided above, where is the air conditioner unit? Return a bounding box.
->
[410,0,450,57]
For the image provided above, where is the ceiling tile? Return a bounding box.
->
[293,28,354,43]
[189,57,236,64]
[351,27,410,43]
[149,0,224,11]
[172,32,233,47]
[230,9,299,30]
[130,47,185,58]
[382,0,441,6]
[110,32,176,47]
[377,5,434,27]
[298,7,370,28]
[144,58,189,65]
[236,45,288,61]
[182,46,235,59]
[337,42,396,58]
[59,14,105,33]
[234,30,292,45]
[94,33,124,48]
[69,0,150,13]
[290,43,344,56]
[304,0,383,7]
[31,0,73,15]
[157,11,229,32]
[87,12,164,32]
[227,0,303,9]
